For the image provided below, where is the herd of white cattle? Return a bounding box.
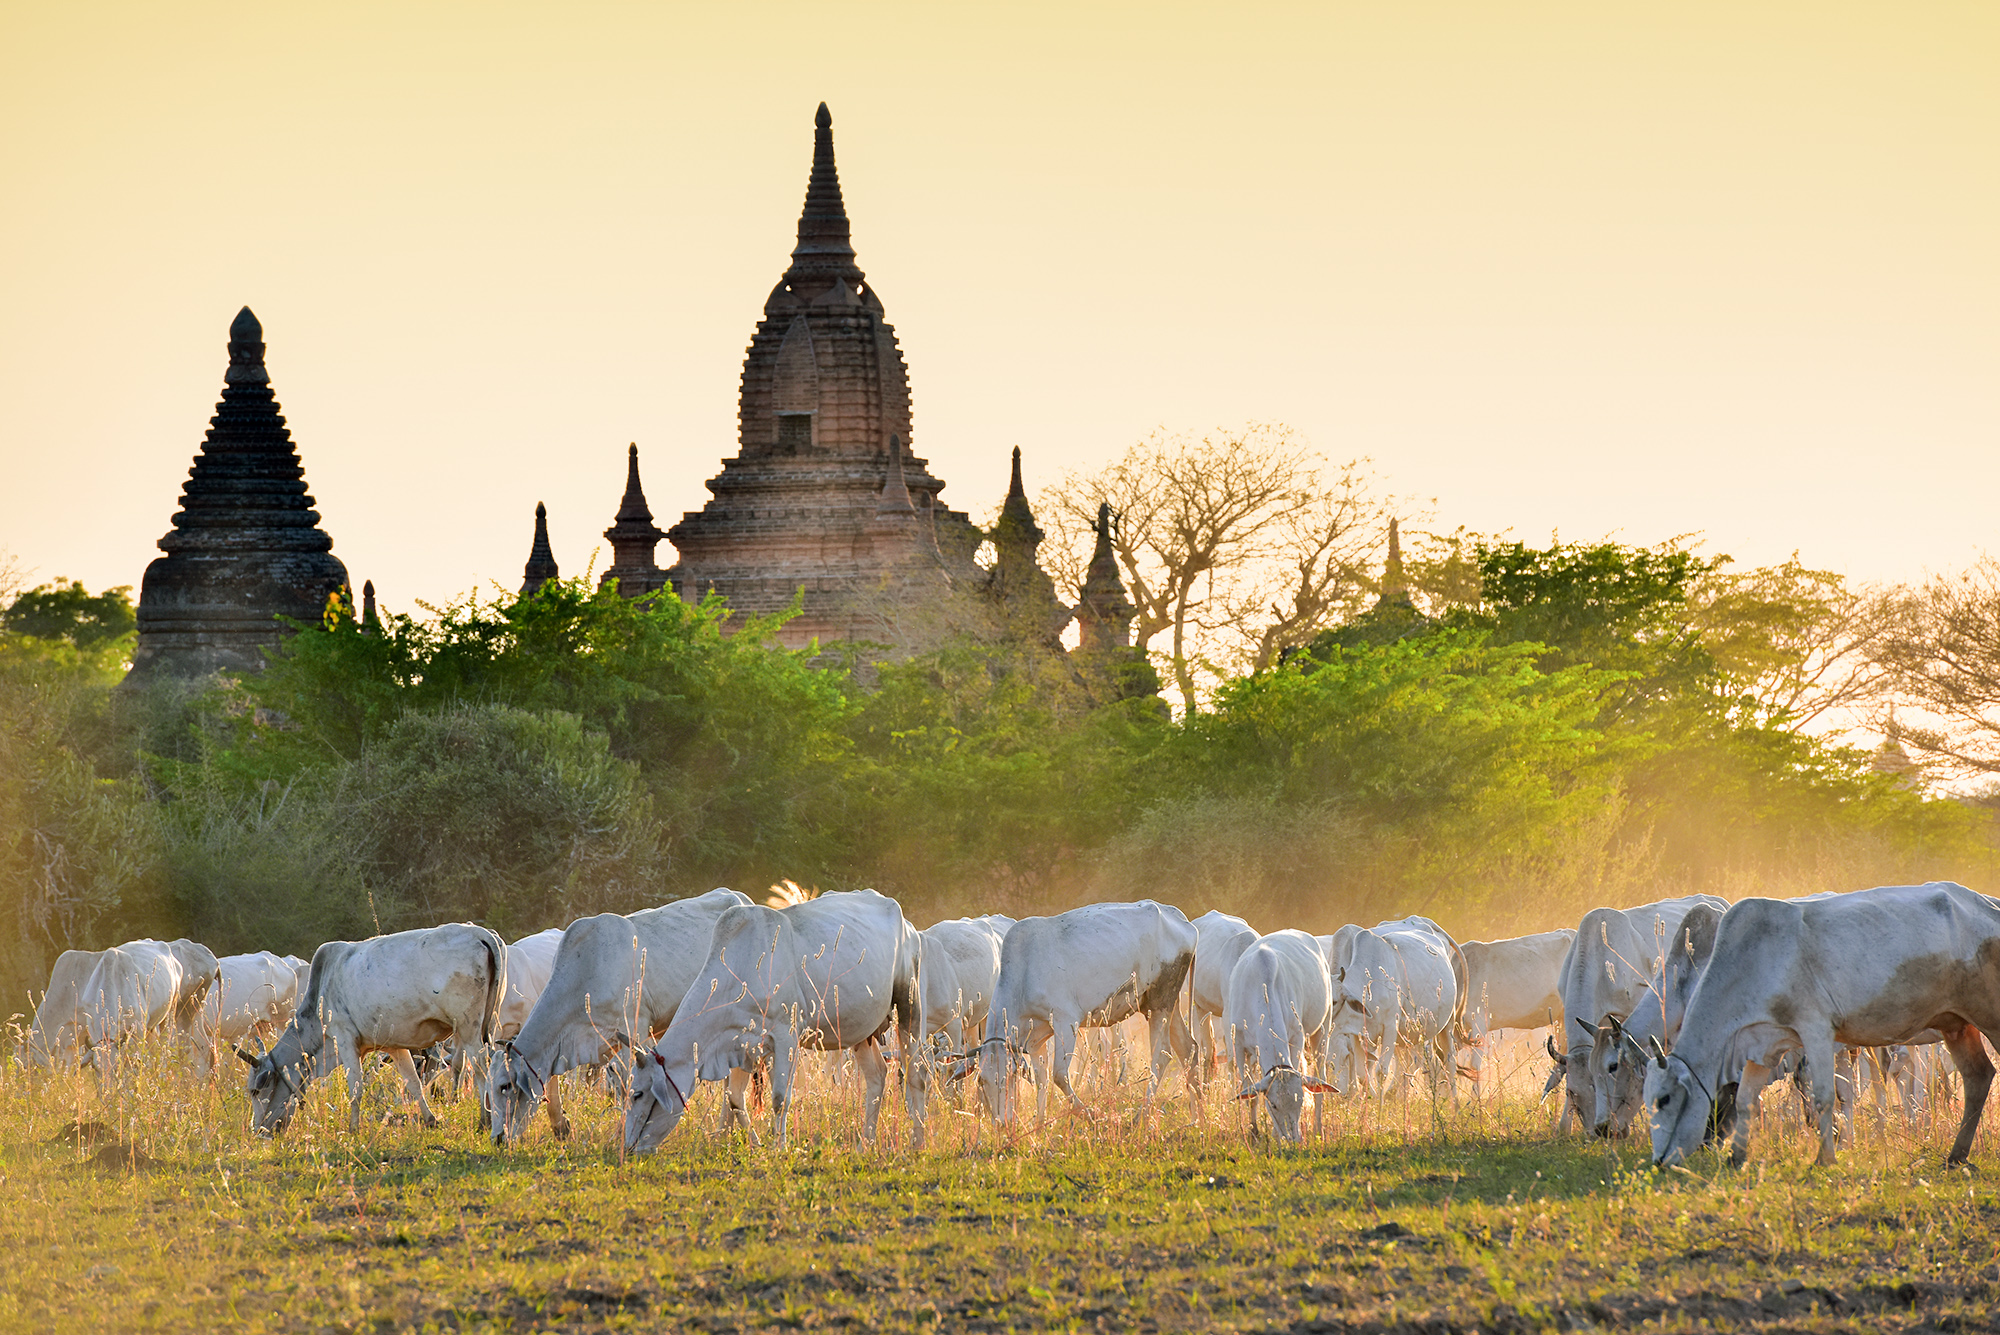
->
[21,881,2000,1171]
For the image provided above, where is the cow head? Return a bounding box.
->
[1643,1038,1710,1169]
[1541,1035,1568,1098]
[488,1042,546,1147]
[623,1036,696,1154]
[244,1046,307,1135]
[974,1034,1032,1126]
[1591,1016,1651,1139]
[1237,1066,1332,1146]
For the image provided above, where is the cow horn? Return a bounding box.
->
[1607,1016,1626,1042]
[236,1047,259,1066]
[1545,1035,1562,1063]
[1647,1036,1668,1069]
[1572,1016,1597,1040]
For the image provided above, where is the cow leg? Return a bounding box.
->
[1798,1032,1842,1167]
[389,1048,440,1128]
[543,1071,572,1140]
[1048,1024,1085,1113]
[1731,1060,1775,1167]
[343,1042,370,1133]
[1143,1009,1172,1123]
[853,1038,889,1146]
[1941,1024,1994,1166]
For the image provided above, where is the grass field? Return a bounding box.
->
[6,1035,1999,1334]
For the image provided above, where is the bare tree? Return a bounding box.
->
[1039,425,1399,709]
[1688,555,1897,731]
[1872,555,2000,776]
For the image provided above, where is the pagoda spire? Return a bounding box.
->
[1374,518,1414,610]
[786,102,861,286]
[360,579,380,634]
[601,444,670,598]
[126,306,349,681]
[521,502,559,594]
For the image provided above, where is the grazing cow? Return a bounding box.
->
[1189,911,1258,1080]
[1224,929,1337,1143]
[624,889,924,1153]
[1588,904,1723,1137]
[908,915,1012,1100]
[490,888,751,1145]
[972,900,1197,1127]
[197,951,306,1074]
[1458,929,1574,1091]
[1556,895,1727,1135]
[1647,882,2000,1169]
[1334,922,1462,1101]
[244,923,506,1134]
[25,939,215,1075]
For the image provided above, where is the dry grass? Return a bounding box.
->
[4,1031,2000,1333]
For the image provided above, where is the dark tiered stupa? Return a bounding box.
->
[987,447,1072,645]
[599,445,670,598]
[1075,502,1137,652]
[126,308,349,682]
[521,503,559,594]
[666,103,985,648]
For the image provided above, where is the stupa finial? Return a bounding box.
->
[601,444,670,598]
[522,502,560,594]
[788,102,859,283]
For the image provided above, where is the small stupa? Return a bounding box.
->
[521,502,559,594]
[599,444,670,598]
[126,307,349,681]
[1075,502,1137,651]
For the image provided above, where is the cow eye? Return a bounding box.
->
[1656,1095,1670,1109]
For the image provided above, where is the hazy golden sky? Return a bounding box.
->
[2,3,1995,608]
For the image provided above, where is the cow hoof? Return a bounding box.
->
[552,1120,573,1141]
[421,1113,441,1129]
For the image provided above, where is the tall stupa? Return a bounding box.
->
[665,104,985,648]
[126,308,349,681]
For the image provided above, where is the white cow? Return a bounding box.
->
[244,922,507,1134]
[1224,929,1336,1142]
[908,915,1012,1099]
[1556,895,1727,1135]
[26,938,215,1075]
[1648,883,2000,1169]
[1189,910,1258,1082]
[490,888,751,1144]
[971,900,1197,1126]
[197,951,306,1074]
[1458,929,1574,1091]
[624,889,924,1152]
[1589,903,1724,1136]
[1331,922,1461,1101]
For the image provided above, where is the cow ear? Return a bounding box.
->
[1303,1078,1339,1094]
[1235,1083,1259,1101]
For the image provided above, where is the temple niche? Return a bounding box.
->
[125,308,350,682]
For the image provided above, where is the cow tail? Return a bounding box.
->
[478,927,507,1046]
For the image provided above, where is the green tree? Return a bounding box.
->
[3,579,136,651]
